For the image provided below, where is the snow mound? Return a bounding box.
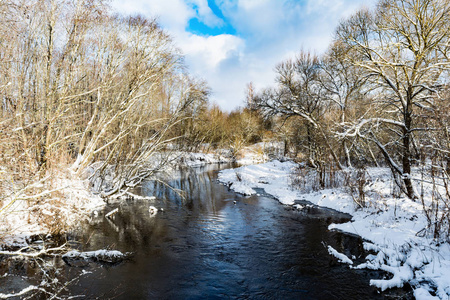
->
[218,160,298,204]
[0,172,105,247]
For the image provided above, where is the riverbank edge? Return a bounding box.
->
[217,160,450,300]
[0,145,272,248]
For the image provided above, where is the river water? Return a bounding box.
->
[62,163,412,299]
[0,163,411,299]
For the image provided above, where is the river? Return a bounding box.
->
[1,163,412,299]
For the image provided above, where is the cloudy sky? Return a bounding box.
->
[111,0,375,111]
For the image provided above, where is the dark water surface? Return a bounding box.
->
[63,164,406,299]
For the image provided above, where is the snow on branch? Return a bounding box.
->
[337,118,406,138]
[370,264,414,291]
[0,285,44,299]
[62,249,130,264]
[0,244,67,258]
[327,245,353,265]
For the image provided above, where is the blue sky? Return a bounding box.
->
[111,0,375,111]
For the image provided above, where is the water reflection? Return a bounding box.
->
[64,163,396,299]
[0,164,410,299]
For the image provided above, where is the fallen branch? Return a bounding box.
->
[0,285,44,299]
[0,244,67,258]
[105,208,119,219]
[109,191,156,201]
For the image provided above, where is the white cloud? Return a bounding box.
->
[218,0,286,39]
[111,0,193,33]
[188,0,224,27]
[111,0,377,111]
[239,0,272,11]
[205,0,378,109]
[180,34,244,72]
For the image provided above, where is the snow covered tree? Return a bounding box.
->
[336,0,450,199]
[0,0,210,233]
[319,40,370,167]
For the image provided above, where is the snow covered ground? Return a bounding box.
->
[7,144,447,298]
[0,172,106,247]
[218,160,450,300]
[172,141,278,167]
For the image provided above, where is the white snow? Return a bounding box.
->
[3,145,449,299]
[218,160,299,204]
[172,141,283,167]
[62,249,127,263]
[110,191,156,201]
[218,160,450,299]
[414,288,439,300]
[105,208,119,219]
[176,151,233,167]
[0,171,106,247]
[0,142,273,246]
[327,245,353,264]
[149,205,158,215]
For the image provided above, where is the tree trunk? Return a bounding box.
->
[343,140,352,168]
[306,123,316,168]
[284,138,289,156]
[446,156,450,176]
[341,106,352,168]
[403,99,416,200]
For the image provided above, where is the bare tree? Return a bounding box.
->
[319,40,370,167]
[254,50,342,169]
[336,0,450,199]
[0,0,209,238]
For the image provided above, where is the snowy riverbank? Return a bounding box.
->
[0,172,106,247]
[0,143,277,247]
[218,160,450,300]
[171,141,280,167]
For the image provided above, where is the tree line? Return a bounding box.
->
[234,0,449,239]
[173,0,449,240]
[1,0,449,239]
[247,0,449,198]
[0,0,208,200]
